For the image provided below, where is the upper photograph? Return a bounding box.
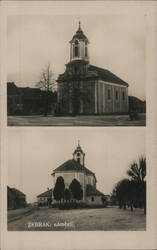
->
[7,15,146,126]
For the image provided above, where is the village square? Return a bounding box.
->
[7,130,146,231]
[7,19,146,126]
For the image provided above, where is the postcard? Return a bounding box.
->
[0,1,157,250]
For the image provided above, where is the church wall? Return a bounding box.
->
[104,83,113,113]
[86,196,103,205]
[53,172,96,201]
[58,78,128,115]
[57,81,71,114]
[97,80,128,114]
[54,172,85,187]
[85,175,95,186]
[81,81,95,114]
[120,87,129,113]
[53,171,86,200]
[113,86,121,113]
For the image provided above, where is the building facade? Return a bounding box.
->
[51,143,105,205]
[57,22,129,115]
[7,186,27,210]
[37,188,53,206]
[7,82,57,116]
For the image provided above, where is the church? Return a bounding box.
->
[57,22,129,115]
[51,143,105,205]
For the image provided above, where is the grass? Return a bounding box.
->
[8,206,146,231]
[8,114,146,126]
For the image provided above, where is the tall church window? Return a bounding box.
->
[107,89,111,100]
[85,47,88,57]
[74,40,79,57]
[122,91,125,100]
[85,40,88,57]
[115,90,118,100]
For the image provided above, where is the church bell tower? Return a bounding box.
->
[69,22,89,62]
[73,141,85,166]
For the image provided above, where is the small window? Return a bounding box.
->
[77,153,80,157]
[107,89,111,100]
[122,91,125,100]
[91,197,94,202]
[115,90,118,100]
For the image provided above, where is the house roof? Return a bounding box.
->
[52,159,95,176]
[89,65,129,86]
[10,187,26,197]
[86,184,104,196]
[37,189,52,198]
[7,82,55,98]
[129,96,146,106]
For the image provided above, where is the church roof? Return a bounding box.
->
[86,184,104,196]
[52,159,95,176]
[89,65,129,86]
[73,145,84,154]
[70,22,89,42]
[58,62,129,87]
[37,189,52,198]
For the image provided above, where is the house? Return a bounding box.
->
[51,142,105,206]
[37,188,53,206]
[7,82,57,115]
[57,22,129,115]
[7,186,27,210]
[129,96,146,113]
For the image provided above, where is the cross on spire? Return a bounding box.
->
[78,21,81,30]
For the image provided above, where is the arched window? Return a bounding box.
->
[74,40,79,57]
[122,91,125,100]
[108,89,111,100]
[84,40,88,57]
[85,47,88,57]
[115,90,118,100]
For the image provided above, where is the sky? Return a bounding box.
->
[7,127,145,203]
[7,14,146,100]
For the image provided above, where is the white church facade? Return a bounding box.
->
[51,143,105,205]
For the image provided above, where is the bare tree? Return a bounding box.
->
[37,63,56,91]
[36,63,57,116]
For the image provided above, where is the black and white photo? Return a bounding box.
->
[7,128,146,231]
[7,14,146,126]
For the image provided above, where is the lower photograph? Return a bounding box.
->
[7,127,146,231]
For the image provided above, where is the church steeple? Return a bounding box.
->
[70,22,89,62]
[78,21,81,31]
[73,141,85,165]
